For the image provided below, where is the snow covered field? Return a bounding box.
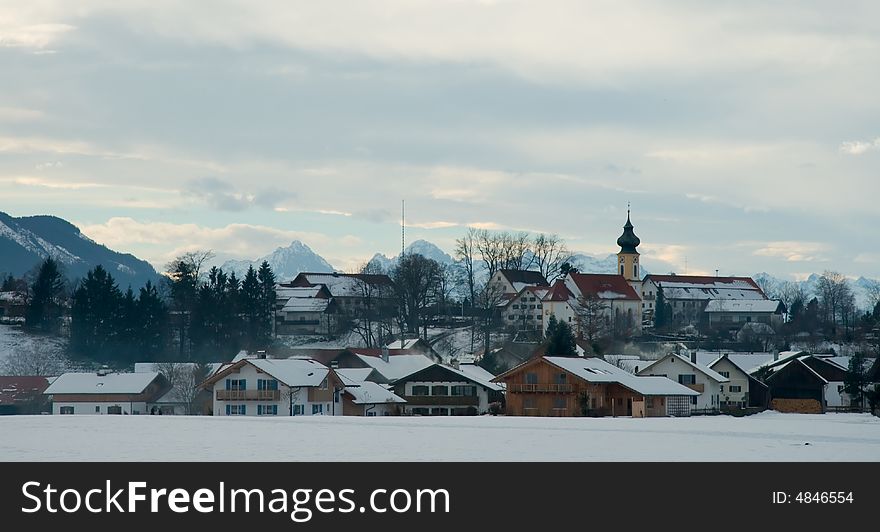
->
[2,412,878,461]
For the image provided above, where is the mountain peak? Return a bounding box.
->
[222,240,335,282]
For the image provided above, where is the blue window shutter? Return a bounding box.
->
[225,404,230,415]
[225,379,231,390]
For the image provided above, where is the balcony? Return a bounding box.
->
[402,395,479,407]
[684,383,704,393]
[216,390,281,401]
[508,383,574,393]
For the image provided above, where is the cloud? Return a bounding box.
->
[840,137,880,155]
[1,175,108,190]
[749,241,830,262]
[78,218,336,269]
[0,22,74,49]
[0,107,46,122]
[184,177,295,211]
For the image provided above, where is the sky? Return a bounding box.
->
[1,1,878,279]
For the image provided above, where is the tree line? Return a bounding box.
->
[6,253,277,366]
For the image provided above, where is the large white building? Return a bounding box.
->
[44,370,168,415]
[637,353,729,412]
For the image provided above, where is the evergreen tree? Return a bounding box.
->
[545,314,559,339]
[654,284,670,329]
[166,258,199,358]
[136,281,168,360]
[69,265,123,361]
[256,261,276,346]
[25,258,66,333]
[844,352,869,409]
[118,287,139,362]
[546,320,577,357]
[240,266,262,349]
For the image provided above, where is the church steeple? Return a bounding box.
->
[617,205,641,282]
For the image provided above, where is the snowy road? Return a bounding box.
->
[1,412,879,461]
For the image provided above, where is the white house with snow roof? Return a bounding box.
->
[637,352,729,411]
[201,355,345,416]
[274,285,339,335]
[45,369,169,415]
[501,285,551,332]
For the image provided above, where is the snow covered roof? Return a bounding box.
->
[697,352,776,374]
[292,272,394,298]
[502,286,551,308]
[645,275,767,301]
[456,364,504,391]
[276,286,325,300]
[134,362,223,375]
[45,372,162,395]
[704,300,783,313]
[281,298,331,313]
[565,273,640,301]
[247,358,330,387]
[354,354,434,382]
[637,354,730,383]
[498,269,549,289]
[544,357,699,396]
[385,338,421,349]
[344,381,406,405]
[335,368,375,383]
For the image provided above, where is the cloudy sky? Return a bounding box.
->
[1,1,878,278]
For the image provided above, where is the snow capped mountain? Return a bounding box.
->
[753,271,878,310]
[367,240,456,273]
[222,240,335,282]
[0,211,159,288]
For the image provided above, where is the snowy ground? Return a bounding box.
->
[0,324,68,373]
[2,412,878,461]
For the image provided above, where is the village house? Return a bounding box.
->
[551,272,643,336]
[707,354,770,409]
[285,272,396,320]
[134,362,223,415]
[392,362,504,416]
[755,351,855,413]
[274,285,338,335]
[488,269,549,299]
[201,355,345,416]
[494,356,699,417]
[636,353,729,412]
[500,285,550,333]
[336,371,406,416]
[44,369,169,415]
[0,376,51,415]
[704,299,786,331]
[641,274,769,326]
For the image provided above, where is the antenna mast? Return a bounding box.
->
[401,199,406,258]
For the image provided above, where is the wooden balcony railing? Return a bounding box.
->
[216,390,281,401]
[508,383,574,393]
[684,383,705,393]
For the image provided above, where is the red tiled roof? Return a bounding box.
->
[543,280,574,302]
[0,376,50,406]
[568,273,640,301]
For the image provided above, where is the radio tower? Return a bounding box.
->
[401,199,406,258]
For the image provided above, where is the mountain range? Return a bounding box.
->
[0,211,159,288]
[221,240,335,280]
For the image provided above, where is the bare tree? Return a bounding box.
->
[501,231,534,271]
[391,254,443,340]
[816,271,854,335]
[532,233,572,282]
[864,279,880,310]
[574,294,610,343]
[282,386,302,416]
[345,262,396,348]
[0,344,66,376]
[455,228,480,354]
[475,229,506,280]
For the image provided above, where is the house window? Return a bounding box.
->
[729,385,742,393]
[431,408,449,416]
[293,404,304,416]
[431,385,449,396]
[411,385,429,396]
[554,373,567,385]
[526,373,538,385]
[107,405,122,415]
[620,265,625,275]
[553,397,566,409]
[719,371,730,378]
[509,316,515,320]
[367,411,377,417]
[257,404,278,416]
[633,264,638,278]
[257,379,279,391]
[451,385,476,396]
[59,406,74,415]
[312,404,324,415]
[319,378,328,390]
[524,397,536,409]
[411,408,429,415]
[95,405,101,413]
[646,397,654,408]
[513,305,519,310]
[225,379,246,391]
[691,396,698,405]
[720,385,724,393]
[678,375,696,385]
[226,404,246,416]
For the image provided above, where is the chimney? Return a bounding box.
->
[256,350,268,359]
[451,359,460,370]
[381,346,390,363]
[773,351,779,361]
[330,360,339,369]
[689,350,696,364]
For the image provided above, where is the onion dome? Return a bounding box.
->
[616,210,640,254]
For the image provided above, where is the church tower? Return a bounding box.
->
[617,206,641,283]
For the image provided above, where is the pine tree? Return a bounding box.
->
[118,287,139,363]
[256,261,276,347]
[546,320,577,357]
[654,284,669,329]
[241,266,262,350]
[136,281,168,360]
[69,265,123,361]
[545,314,559,339]
[844,352,869,409]
[166,259,198,358]
[25,258,67,333]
